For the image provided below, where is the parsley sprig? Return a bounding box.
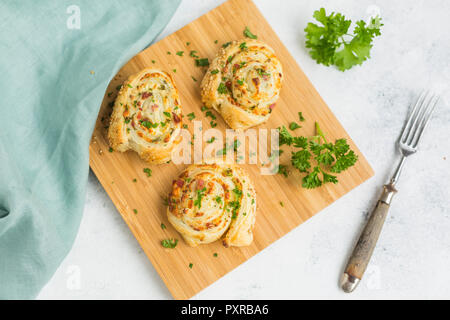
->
[279,122,358,188]
[304,8,382,71]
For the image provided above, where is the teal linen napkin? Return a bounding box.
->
[0,0,180,299]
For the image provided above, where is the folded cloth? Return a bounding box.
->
[0,0,180,299]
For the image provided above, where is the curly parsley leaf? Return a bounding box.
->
[305,8,382,71]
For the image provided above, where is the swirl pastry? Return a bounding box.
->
[201,39,283,130]
[108,68,182,164]
[167,162,257,247]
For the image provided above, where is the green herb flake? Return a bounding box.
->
[289,122,302,131]
[161,223,166,230]
[189,263,193,269]
[298,112,305,122]
[243,26,258,39]
[143,168,152,177]
[195,58,210,67]
[176,51,184,56]
[133,209,138,214]
[211,69,219,75]
[161,238,178,249]
[187,112,196,121]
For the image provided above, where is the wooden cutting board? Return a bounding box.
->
[89,0,374,299]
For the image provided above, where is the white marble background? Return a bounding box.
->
[38,0,450,299]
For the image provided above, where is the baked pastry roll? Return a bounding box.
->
[167,162,257,247]
[108,68,182,164]
[201,39,283,129]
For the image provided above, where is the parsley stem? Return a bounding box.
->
[315,122,328,143]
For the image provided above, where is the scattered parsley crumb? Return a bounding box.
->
[213,253,218,257]
[108,147,113,153]
[189,263,193,269]
[243,26,257,39]
[143,168,152,177]
[176,51,184,56]
[133,209,138,214]
[161,223,166,230]
[187,112,196,121]
[161,239,178,249]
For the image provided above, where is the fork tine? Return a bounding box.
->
[411,95,439,148]
[405,92,434,145]
[401,91,428,143]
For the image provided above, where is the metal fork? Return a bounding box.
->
[340,91,440,293]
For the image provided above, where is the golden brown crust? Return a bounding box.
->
[108,68,182,164]
[167,161,257,247]
[201,39,283,130]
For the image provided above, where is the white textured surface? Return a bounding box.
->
[38,0,450,299]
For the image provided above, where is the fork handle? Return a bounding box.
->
[341,184,397,292]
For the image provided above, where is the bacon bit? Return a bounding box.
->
[224,191,230,199]
[222,240,229,248]
[262,74,269,81]
[233,64,240,70]
[269,103,276,110]
[131,119,136,128]
[225,80,232,91]
[123,109,129,117]
[176,179,184,187]
[252,78,260,86]
[137,101,142,107]
[279,73,282,78]
[173,112,181,123]
[137,132,143,137]
[137,112,142,120]
[151,104,159,111]
[196,179,205,190]
[164,136,170,142]
[188,199,193,209]
[195,212,204,217]
[206,222,214,229]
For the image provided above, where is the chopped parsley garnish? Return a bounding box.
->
[239,42,247,50]
[161,223,166,230]
[133,209,138,214]
[141,120,158,128]
[214,40,218,44]
[163,111,171,118]
[207,137,216,144]
[215,196,222,204]
[176,51,184,56]
[210,121,217,128]
[189,50,199,58]
[186,42,190,46]
[298,112,305,122]
[132,178,137,182]
[191,76,197,82]
[222,42,231,48]
[279,201,284,207]
[243,26,257,39]
[237,79,244,85]
[201,106,208,112]
[108,147,114,153]
[167,51,171,55]
[289,122,301,131]
[161,238,178,249]
[127,84,133,88]
[205,111,216,120]
[183,124,188,129]
[194,187,207,209]
[195,58,210,67]
[211,69,219,75]
[217,82,228,94]
[151,60,156,64]
[187,112,196,121]
[173,69,177,73]
[143,168,152,177]
[213,253,218,257]
[189,263,193,269]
